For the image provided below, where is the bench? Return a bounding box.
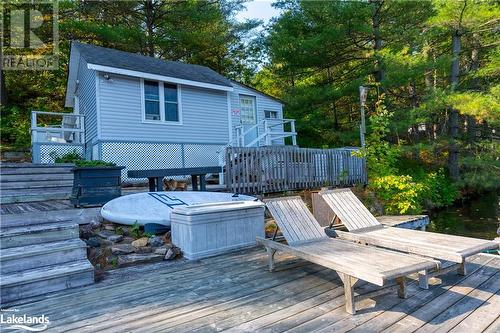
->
[127,166,222,192]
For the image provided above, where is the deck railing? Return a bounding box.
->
[31,111,85,144]
[225,146,367,195]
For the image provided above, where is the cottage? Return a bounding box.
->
[31,42,297,179]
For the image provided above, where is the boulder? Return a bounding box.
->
[154,247,168,255]
[85,237,101,248]
[134,246,152,254]
[165,246,181,260]
[97,230,116,239]
[149,236,164,247]
[111,244,135,255]
[108,234,124,243]
[132,237,149,248]
[118,254,164,267]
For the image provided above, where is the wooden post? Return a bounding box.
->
[266,247,276,272]
[418,270,429,290]
[458,262,467,276]
[339,273,358,315]
[396,277,407,298]
[291,120,297,146]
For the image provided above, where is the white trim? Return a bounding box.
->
[226,91,233,142]
[95,71,102,140]
[140,78,183,125]
[87,63,233,92]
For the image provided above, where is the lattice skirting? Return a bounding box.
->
[33,143,85,163]
[99,141,226,183]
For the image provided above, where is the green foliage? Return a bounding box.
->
[370,175,424,214]
[0,106,31,148]
[51,150,116,167]
[130,222,141,239]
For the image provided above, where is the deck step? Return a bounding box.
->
[0,221,79,249]
[0,239,87,274]
[0,191,72,204]
[1,173,74,182]
[1,180,74,190]
[1,260,94,304]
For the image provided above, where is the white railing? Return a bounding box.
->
[31,111,85,144]
[235,118,297,147]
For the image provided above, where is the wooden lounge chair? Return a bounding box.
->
[318,188,499,284]
[257,196,438,314]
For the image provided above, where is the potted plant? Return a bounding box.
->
[52,151,125,207]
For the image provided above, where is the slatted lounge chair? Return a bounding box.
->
[257,196,438,314]
[318,188,499,284]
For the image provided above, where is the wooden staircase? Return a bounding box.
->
[0,218,94,304]
[1,163,74,204]
[0,163,94,305]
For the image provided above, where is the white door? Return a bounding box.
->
[240,95,258,146]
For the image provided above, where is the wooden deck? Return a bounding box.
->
[3,248,499,332]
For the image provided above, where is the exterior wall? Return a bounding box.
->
[76,58,98,154]
[97,73,230,144]
[230,82,284,145]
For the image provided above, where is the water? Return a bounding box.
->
[428,191,499,240]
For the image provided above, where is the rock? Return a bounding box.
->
[103,223,116,231]
[164,246,181,260]
[163,231,172,242]
[89,218,102,229]
[134,246,152,254]
[132,237,149,248]
[85,237,101,248]
[118,254,164,267]
[108,234,123,243]
[97,230,123,243]
[149,236,164,247]
[80,224,95,239]
[99,238,113,247]
[154,247,168,255]
[111,244,135,255]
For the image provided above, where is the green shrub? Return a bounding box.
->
[370,175,424,214]
[50,150,116,167]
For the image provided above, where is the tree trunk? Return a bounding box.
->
[467,33,479,143]
[448,31,461,181]
[371,0,384,83]
[144,0,156,57]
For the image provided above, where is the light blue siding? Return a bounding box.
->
[76,58,97,150]
[230,82,284,145]
[97,73,229,144]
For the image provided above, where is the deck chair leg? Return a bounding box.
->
[457,262,467,276]
[418,270,429,290]
[338,273,359,315]
[396,277,407,299]
[266,247,276,272]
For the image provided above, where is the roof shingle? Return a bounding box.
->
[74,42,233,87]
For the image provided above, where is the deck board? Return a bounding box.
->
[2,249,499,333]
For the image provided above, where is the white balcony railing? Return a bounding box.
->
[31,111,85,144]
[234,118,297,148]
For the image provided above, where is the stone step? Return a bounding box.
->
[0,190,72,204]
[0,221,79,249]
[1,180,74,189]
[1,173,74,182]
[1,260,94,305]
[0,239,87,274]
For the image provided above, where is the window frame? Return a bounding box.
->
[264,110,279,119]
[140,78,183,125]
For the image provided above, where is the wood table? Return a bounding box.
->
[127,166,222,192]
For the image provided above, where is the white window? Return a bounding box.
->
[265,110,278,119]
[142,79,181,123]
[239,95,256,125]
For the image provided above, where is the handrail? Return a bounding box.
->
[31,110,85,117]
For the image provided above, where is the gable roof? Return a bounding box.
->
[231,80,284,105]
[73,41,233,88]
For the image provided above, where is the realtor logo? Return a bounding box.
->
[1,0,59,70]
[0,308,50,331]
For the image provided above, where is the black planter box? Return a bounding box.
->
[70,166,125,207]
